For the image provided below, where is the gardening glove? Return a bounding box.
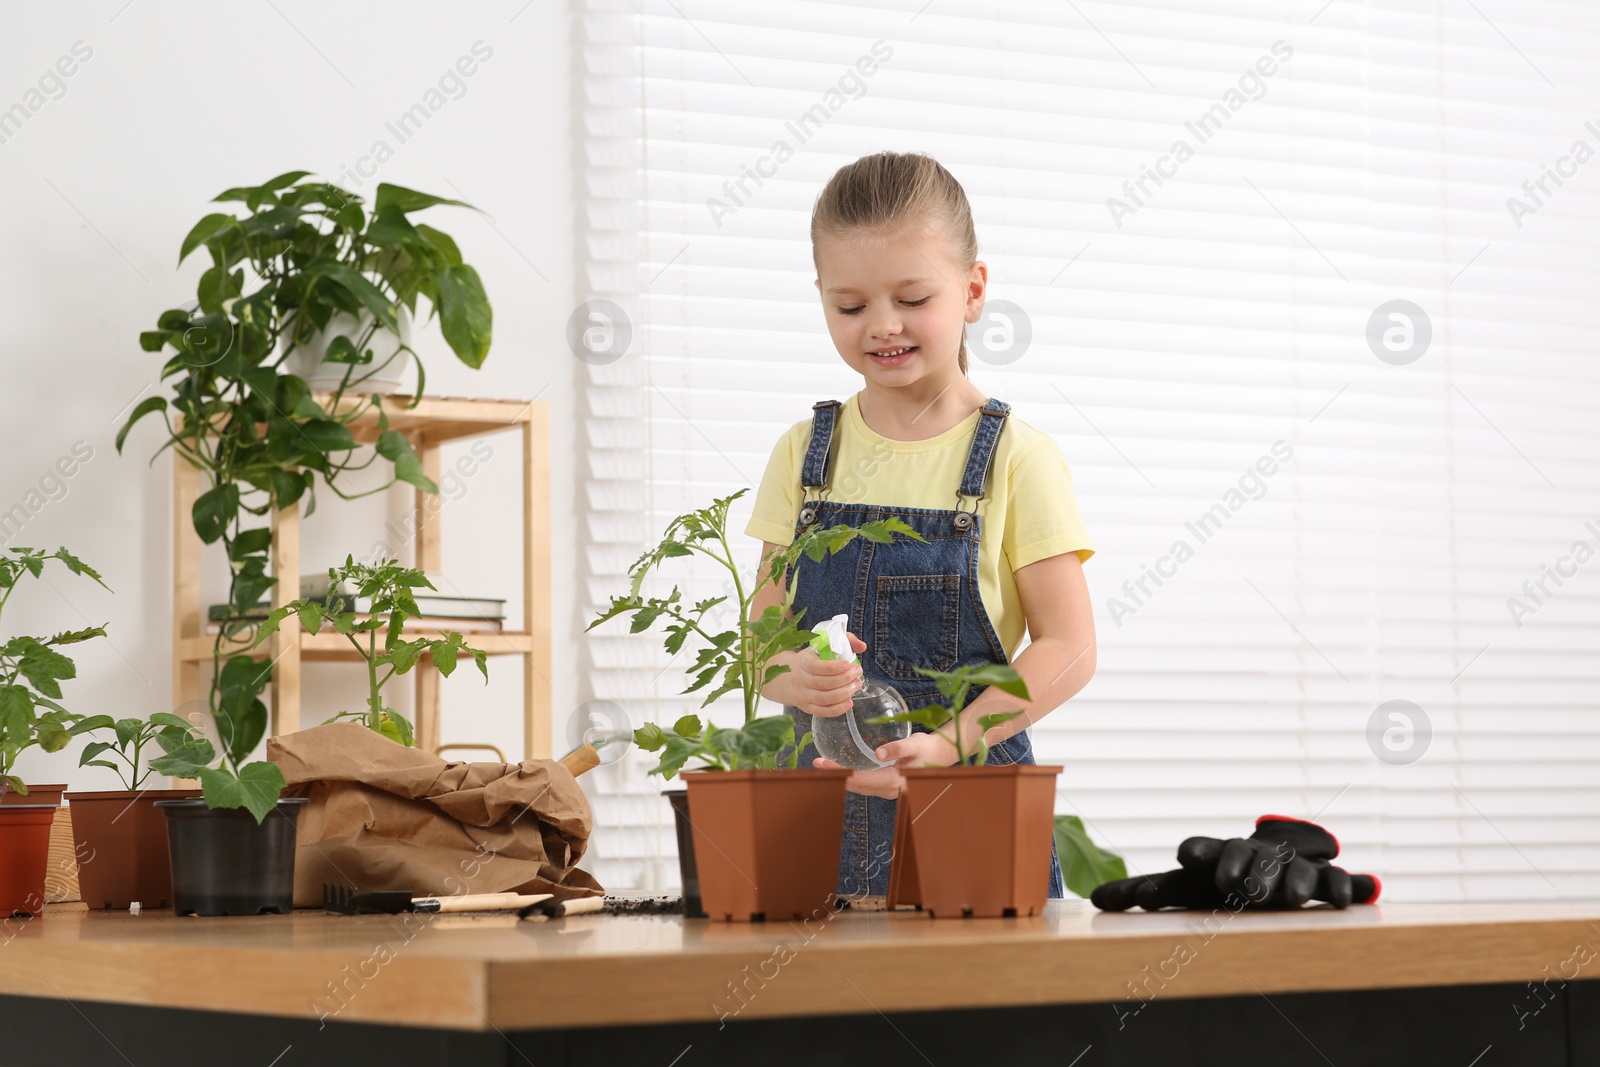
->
[1182,814,1341,908]
[1091,815,1381,911]
[1090,864,1229,912]
[1091,860,1381,911]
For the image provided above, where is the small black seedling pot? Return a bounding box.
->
[664,789,706,919]
[156,797,308,916]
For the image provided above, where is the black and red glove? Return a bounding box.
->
[1091,815,1381,912]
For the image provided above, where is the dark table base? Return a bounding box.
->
[4,978,1594,1066]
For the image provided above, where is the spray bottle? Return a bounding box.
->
[805,613,910,770]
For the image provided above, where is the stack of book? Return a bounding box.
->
[206,573,505,633]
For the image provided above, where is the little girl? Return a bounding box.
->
[746,151,1098,901]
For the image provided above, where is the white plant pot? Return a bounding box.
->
[280,306,413,394]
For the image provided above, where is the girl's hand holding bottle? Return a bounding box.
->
[777,632,867,718]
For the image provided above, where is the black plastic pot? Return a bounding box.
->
[156,797,308,916]
[664,789,706,919]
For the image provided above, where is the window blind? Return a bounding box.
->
[574,0,1600,901]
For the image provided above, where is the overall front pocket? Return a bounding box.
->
[872,573,961,682]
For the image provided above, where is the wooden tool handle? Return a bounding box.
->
[430,892,552,913]
[520,895,607,920]
[552,896,604,917]
[559,743,602,778]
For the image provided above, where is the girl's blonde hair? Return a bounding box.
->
[810,151,978,375]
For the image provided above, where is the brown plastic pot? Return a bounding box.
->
[682,767,850,922]
[0,804,58,916]
[65,789,202,910]
[887,764,1062,918]
[0,783,65,807]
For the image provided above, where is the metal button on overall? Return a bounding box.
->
[777,397,1065,901]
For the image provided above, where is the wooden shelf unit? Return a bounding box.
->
[171,394,552,759]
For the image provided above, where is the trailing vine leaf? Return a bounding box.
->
[119,173,495,810]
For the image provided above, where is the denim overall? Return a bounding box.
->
[779,397,1065,901]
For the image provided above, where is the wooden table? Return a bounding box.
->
[2,899,1597,1066]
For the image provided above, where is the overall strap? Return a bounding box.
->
[957,398,1011,499]
[800,400,842,493]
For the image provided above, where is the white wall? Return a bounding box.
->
[0,2,581,792]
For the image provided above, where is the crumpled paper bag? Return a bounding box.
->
[267,722,604,908]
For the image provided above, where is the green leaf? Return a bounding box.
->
[633,722,668,752]
[375,429,438,493]
[977,711,1023,732]
[148,712,195,733]
[115,397,167,454]
[788,729,815,768]
[79,741,113,765]
[323,334,368,365]
[297,600,324,635]
[46,625,107,646]
[260,170,312,194]
[737,716,794,763]
[870,705,950,731]
[18,643,75,699]
[653,734,703,780]
[198,761,287,824]
[415,224,462,266]
[269,469,307,509]
[966,664,1031,701]
[0,686,32,740]
[295,419,357,455]
[429,639,458,676]
[149,735,218,778]
[34,717,70,752]
[178,212,237,265]
[386,640,424,675]
[216,656,271,764]
[113,717,141,747]
[435,264,491,368]
[305,261,398,332]
[70,714,115,736]
[192,484,240,544]
[229,528,274,560]
[663,623,692,655]
[365,205,432,250]
[51,548,108,587]
[249,607,288,647]
[1055,815,1128,900]
[374,183,472,215]
[672,714,702,738]
[377,710,415,747]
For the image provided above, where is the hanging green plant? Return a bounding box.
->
[116,172,494,818]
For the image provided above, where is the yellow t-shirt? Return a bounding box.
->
[744,393,1094,658]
